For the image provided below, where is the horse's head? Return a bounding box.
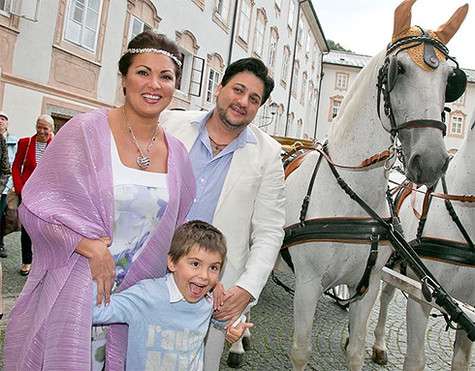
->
[378,0,468,187]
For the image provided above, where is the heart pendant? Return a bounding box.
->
[136,155,151,169]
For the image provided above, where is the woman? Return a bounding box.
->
[11,114,54,275]
[5,31,195,370]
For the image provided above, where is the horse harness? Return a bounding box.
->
[391,176,475,268]
[280,144,475,340]
[281,142,396,304]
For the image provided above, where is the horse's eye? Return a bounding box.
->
[397,63,405,74]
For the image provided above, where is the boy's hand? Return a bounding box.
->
[225,322,254,344]
[212,282,225,311]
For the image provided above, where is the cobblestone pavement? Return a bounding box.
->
[1,232,473,370]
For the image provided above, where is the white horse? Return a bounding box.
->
[371,111,475,370]
[285,0,468,370]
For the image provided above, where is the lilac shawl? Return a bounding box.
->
[4,108,195,370]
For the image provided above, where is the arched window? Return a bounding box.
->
[253,8,267,57]
[205,53,225,104]
[267,27,279,71]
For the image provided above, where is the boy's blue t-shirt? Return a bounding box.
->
[92,274,213,371]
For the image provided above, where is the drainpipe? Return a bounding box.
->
[313,50,328,139]
[284,0,307,137]
[227,0,240,65]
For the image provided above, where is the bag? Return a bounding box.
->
[3,188,20,235]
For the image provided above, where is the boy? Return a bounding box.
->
[93,220,252,370]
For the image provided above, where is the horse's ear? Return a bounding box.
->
[393,0,417,40]
[434,4,469,44]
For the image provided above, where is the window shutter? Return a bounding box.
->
[189,55,205,97]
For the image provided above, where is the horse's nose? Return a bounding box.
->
[406,151,449,187]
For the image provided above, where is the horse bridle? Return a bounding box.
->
[376,28,467,144]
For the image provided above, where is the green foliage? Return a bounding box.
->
[327,39,352,52]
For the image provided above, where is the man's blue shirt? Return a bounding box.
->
[187,111,256,223]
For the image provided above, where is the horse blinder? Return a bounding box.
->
[445,67,467,103]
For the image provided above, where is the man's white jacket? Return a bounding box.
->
[161,110,286,301]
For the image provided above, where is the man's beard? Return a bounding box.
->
[217,105,250,133]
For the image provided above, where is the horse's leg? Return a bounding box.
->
[347,272,381,371]
[451,329,473,371]
[403,298,431,371]
[290,275,321,371]
[372,281,397,365]
[226,311,252,368]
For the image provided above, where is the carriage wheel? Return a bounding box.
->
[331,285,350,310]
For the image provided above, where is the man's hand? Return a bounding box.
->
[213,286,252,324]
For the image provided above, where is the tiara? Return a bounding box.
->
[126,48,182,67]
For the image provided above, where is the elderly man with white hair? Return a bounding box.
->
[12,113,54,275]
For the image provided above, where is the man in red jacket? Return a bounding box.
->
[12,114,54,275]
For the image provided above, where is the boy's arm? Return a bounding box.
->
[92,280,149,325]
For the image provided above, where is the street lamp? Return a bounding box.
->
[258,102,279,128]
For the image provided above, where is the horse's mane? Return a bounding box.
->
[327,50,386,143]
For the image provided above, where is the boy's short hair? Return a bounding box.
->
[169,220,227,264]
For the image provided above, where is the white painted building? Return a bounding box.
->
[0,0,328,138]
[318,50,475,151]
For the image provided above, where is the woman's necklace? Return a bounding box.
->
[123,107,159,170]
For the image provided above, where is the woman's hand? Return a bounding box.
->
[76,237,115,305]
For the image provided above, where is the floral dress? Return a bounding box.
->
[91,135,169,369]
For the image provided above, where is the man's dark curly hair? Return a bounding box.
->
[220,57,274,105]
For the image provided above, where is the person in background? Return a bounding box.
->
[11,114,54,275]
[5,31,195,370]
[160,57,286,370]
[0,111,18,258]
[0,111,11,320]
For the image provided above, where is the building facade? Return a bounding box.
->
[318,50,475,151]
[0,0,328,138]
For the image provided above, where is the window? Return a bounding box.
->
[128,16,151,41]
[301,72,307,105]
[0,0,11,13]
[64,0,102,52]
[291,62,299,98]
[281,46,290,83]
[287,0,295,29]
[297,119,303,138]
[253,10,266,56]
[206,69,220,103]
[449,114,464,136]
[268,29,278,70]
[175,30,205,97]
[306,34,312,56]
[297,22,303,47]
[335,72,349,91]
[238,0,251,42]
[215,0,229,21]
[329,97,342,121]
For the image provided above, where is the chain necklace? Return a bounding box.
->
[123,107,160,170]
[209,136,229,156]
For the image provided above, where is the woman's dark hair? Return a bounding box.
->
[220,57,274,105]
[118,31,182,80]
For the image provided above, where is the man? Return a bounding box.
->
[161,57,285,370]
[0,111,17,258]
